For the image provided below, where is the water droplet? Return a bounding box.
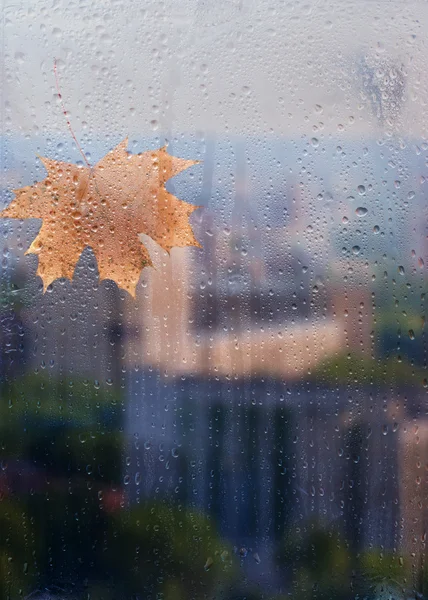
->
[14,51,25,64]
[204,557,214,571]
[355,207,367,217]
[357,185,366,195]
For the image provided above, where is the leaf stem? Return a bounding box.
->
[53,58,91,168]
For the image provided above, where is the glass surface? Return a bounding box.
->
[1,1,428,598]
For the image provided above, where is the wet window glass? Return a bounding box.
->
[1,1,428,599]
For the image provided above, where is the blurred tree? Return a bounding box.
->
[0,499,36,600]
[359,551,410,600]
[0,374,237,600]
[104,502,236,600]
[0,373,122,597]
[277,520,351,600]
[310,352,426,388]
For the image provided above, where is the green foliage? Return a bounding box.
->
[278,521,351,600]
[375,306,424,335]
[360,550,408,585]
[0,373,237,600]
[310,352,426,388]
[277,521,421,600]
[0,374,122,473]
[0,374,123,597]
[357,551,411,600]
[0,499,36,600]
[105,502,236,600]
[0,373,121,426]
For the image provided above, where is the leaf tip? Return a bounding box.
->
[120,137,129,152]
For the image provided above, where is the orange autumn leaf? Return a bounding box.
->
[0,139,201,296]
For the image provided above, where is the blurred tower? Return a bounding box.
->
[343,420,369,554]
[329,261,372,356]
[399,420,428,591]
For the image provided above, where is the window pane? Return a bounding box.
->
[1,1,428,599]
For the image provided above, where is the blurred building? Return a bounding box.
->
[329,259,373,356]
[0,243,126,382]
[122,180,414,568]
[399,419,428,584]
[125,183,351,380]
[124,372,407,564]
[126,245,343,379]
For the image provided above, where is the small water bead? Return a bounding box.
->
[355,207,367,217]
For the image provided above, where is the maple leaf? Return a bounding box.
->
[0,139,201,296]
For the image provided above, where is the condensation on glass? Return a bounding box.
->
[1,1,428,599]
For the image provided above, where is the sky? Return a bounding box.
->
[2,0,428,274]
[2,0,428,150]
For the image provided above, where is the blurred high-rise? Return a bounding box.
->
[399,419,428,587]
